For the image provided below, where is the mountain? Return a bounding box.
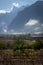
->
[0,6,25,33]
[0,0,43,35]
[1,6,25,25]
[9,1,43,34]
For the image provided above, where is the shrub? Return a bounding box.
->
[12,39,32,54]
[32,40,43,50]
[0,41,6,49]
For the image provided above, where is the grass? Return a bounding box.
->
[0,39,43,65]
[0,49,43,65]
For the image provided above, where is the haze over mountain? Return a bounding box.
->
[9,0,43,34]
[0,5,25,34]
[0,0,43,34]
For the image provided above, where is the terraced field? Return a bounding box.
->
[0,49,43,65]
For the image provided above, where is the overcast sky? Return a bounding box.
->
[0,0,37,11]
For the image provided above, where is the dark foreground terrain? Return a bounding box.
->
[0,49,43,65]
[0,35,43,65]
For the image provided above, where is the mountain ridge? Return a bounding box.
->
[9,1,43,33]
[0,1,43,34]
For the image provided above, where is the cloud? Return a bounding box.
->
[0,10,7,14]
[3,28,7,33]
[25,19,39,26]
[11,32,26,35]
[0,3,20,14]
[12,3,20,8]
[41,24,43,26]
[34,31,42,34]
[34,27,40,31]
[2,26,8,33]
[7,3,20,13]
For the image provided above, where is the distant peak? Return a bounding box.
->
[37,0,43,2]
[38,0,43,1]
[35,0,43,4]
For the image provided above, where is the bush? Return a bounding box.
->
[11,39,32,54]
[32,40,43,50]
[13,39,25,52]
[0,41,6,49]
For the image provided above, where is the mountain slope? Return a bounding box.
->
[9,1,43,33]
[0,6,25,33]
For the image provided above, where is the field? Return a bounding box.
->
[0,49,43,65]
[0,38,43,65]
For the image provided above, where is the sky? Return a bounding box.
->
[0,0,37,11]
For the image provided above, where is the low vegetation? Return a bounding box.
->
[0,39,43,50]
[0,39,43,65]
[31,40,43,50]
